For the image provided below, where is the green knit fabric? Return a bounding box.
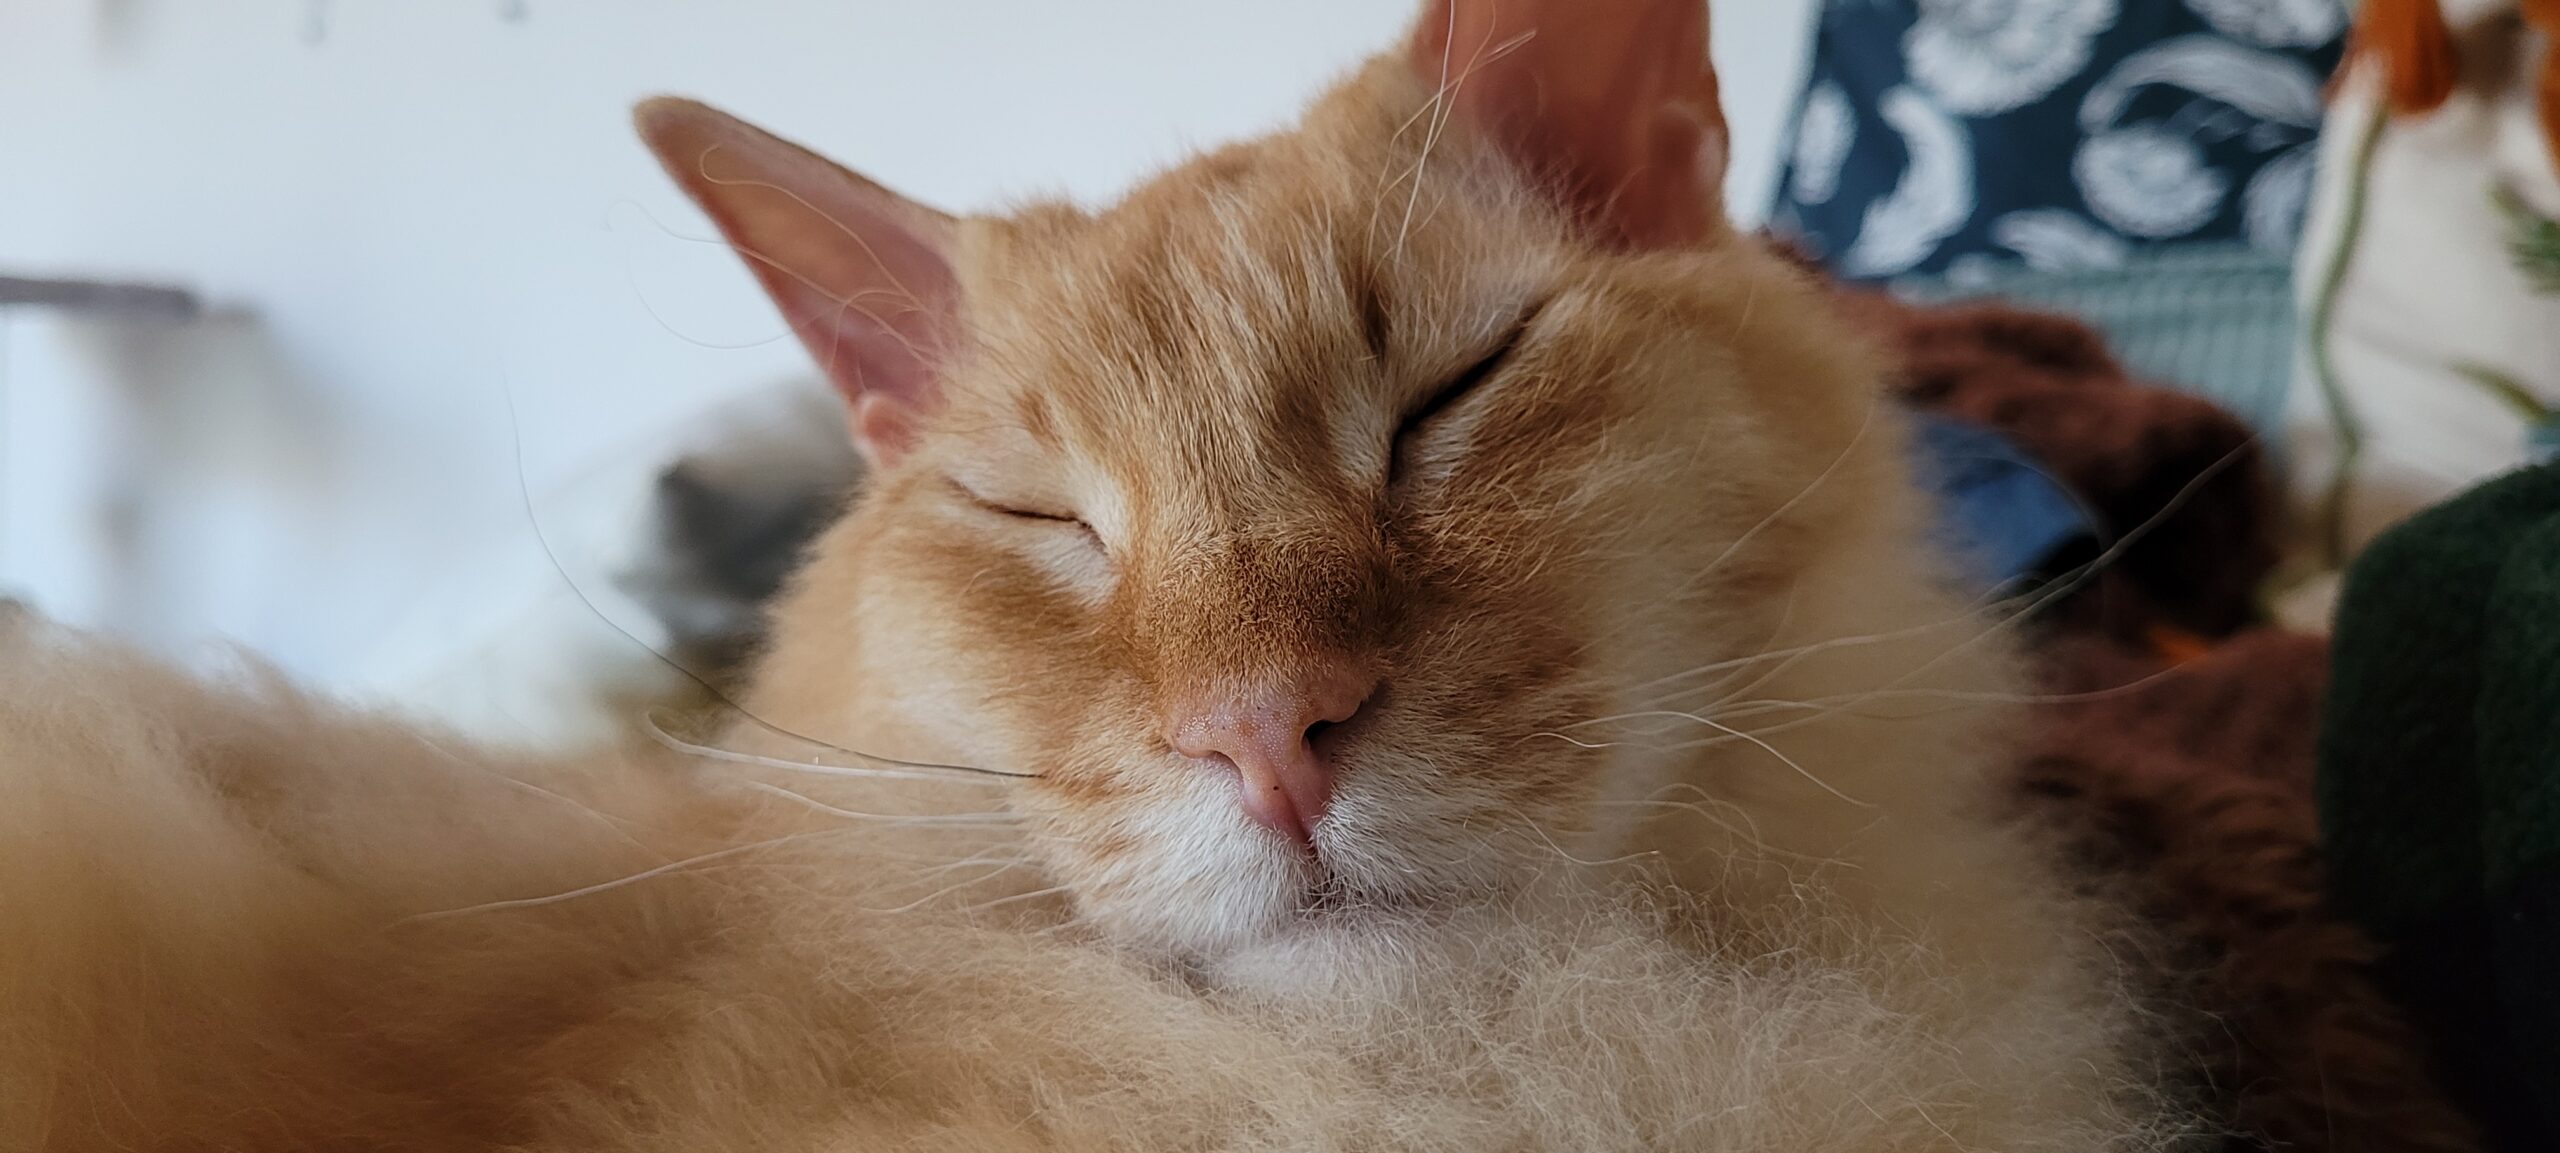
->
[2480,511,2560,1142]
[2321,463,2560,1151]
[2320,468,2560,927]
[2479,514,2560,891]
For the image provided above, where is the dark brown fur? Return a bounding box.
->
[1817,279,2479,1152]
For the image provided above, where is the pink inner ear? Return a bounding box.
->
[1410,0,1729,249]
[708,153,959,464]
[634,97,960,466]
[769,207,953,417]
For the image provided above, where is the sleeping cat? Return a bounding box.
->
[0,1,2195,1149]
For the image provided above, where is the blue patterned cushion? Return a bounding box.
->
[1770,0,2350,283]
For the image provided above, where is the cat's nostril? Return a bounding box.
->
[1302,718,1343,762]
[1304,682,1380,754]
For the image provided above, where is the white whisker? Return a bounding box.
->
[1521,818,1663,869]
[1677,394,1880,599]
[865,855,1042,915]
[1683,710,1875,809]
[644,713,1037,783]
[732,779,1027,828]
[400,828,857,923]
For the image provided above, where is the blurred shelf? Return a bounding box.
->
[0,275,200,321]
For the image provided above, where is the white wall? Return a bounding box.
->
[0,0,1813,687]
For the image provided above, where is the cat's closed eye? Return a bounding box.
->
[950,481,1103,549]
[1388,308,1538,486]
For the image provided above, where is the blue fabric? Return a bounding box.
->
[1893,243,2300,438]
[1908,411,2099,594]
[1770,0,2349,283]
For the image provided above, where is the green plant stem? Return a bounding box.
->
[2306,98,2391,566]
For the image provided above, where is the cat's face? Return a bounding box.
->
[645,0,1890,956]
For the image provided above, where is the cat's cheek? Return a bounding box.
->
[1017,529,1115,604]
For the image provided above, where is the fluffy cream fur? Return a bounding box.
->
[0,621,2182,1149]
[0,2,2199,1148]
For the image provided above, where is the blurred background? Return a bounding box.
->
[0,0,1819,741]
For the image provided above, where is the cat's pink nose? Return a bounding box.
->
[1166,660,1376,849]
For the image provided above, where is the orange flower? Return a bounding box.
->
[2346,0,2458,114]
[2349,0,2560,163]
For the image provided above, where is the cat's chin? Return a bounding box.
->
[1046,777,1522,961]
[1188,890,1548,1000]
[1058,842,1309,959]
[1178,877,1512,978]
[1075,846,1461,965]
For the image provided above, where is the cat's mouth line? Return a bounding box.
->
[1297,878,1378,921]
[1288,842,1445,922]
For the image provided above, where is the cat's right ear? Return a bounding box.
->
[1408,0,1728,250]
[634,97,956,464]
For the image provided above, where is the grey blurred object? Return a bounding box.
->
[0,271,283,643]
[0,274,200,321]
[614,385,862,687]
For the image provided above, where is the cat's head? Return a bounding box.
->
[640,0,1903,957]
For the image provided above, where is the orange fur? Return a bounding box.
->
[2349,0,2560,164]
[1,5,2196,1148]
[2525,0,2560,162]
[2351,0,2462,114]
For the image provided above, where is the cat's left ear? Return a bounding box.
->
[1408,0,1728,249]
[635,97,956,464]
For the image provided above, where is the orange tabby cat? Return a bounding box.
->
[0,1,2194,1149]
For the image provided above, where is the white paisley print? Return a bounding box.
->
[2242,145,2319,251]
[1990,209,2131,270]
[1905,0,2123,116]
[1776,0,2346,280]
[2073,126,2228,237]
[1842,87,1975,278]
[1791,83,1857,205]
[2181,0,2344,47]
[2073,36,2326,239]
[2077,36,2326,139]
